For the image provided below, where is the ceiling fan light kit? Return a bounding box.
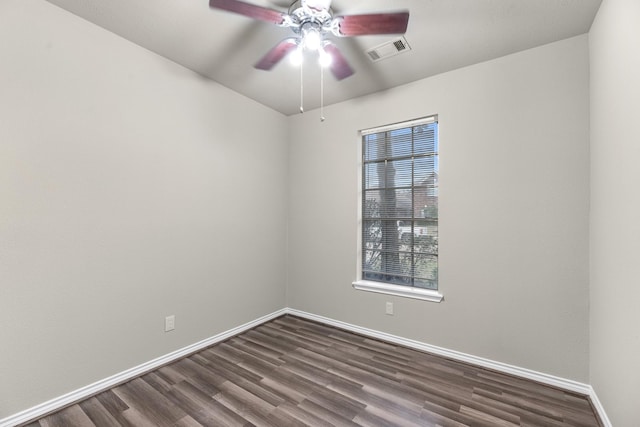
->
[209,0,409,118]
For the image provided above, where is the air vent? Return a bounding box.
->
[365,36,411,63]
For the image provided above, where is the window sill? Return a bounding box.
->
[352,280,444,303]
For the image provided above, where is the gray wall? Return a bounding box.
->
[0,0,287,417]
[287,35,591,382]
[590,0,640,425]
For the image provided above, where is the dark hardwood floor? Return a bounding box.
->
[25,315,602,427]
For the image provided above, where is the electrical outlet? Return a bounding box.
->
[385,302,394,315]
[165,315,175,332]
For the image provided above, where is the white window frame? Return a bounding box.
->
[353,116,443,303]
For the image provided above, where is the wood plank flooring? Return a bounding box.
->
[24,315,602,427]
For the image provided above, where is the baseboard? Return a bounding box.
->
[1,307,609,427]
[287,308,617,425]
[0,308,287,427]
[286,308,593,395]
[588,386,613,427]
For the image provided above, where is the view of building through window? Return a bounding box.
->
[361,117,439,290]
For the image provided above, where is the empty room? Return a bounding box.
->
[1,0,638,426]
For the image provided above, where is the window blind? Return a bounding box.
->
[361,116,438,290]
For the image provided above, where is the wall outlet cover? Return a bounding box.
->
[165,315,175,332]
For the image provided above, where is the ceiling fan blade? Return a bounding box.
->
[323,43,354,80]
[209,0,287,25]
[255,38,299,70]
[335,12,409,36]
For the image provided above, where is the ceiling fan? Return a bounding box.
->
[209,0,410,81]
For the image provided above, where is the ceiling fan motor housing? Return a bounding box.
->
[288,0,334,34]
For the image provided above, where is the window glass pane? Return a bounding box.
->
[413,157,437,186]
[413,229,438,255]
[383,224,401,252]
[364,135,387,161]
[363,256,412,286]
[389,127,413,157]
[363,219,382,248]
[413,188,438,219]
[385,159,412,188]
[363,270,413,287]
[363,192,382,218]
[413,254,438,290]
[414,123,437,155]
[364,163,383,189]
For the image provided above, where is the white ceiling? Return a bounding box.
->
[44,0,601,116]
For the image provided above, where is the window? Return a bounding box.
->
[353,116,442,302]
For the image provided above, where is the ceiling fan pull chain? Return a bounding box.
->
[299,59,304,114]
[320,64,325,122]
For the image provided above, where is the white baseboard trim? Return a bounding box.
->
[2,307,610,427]
[0,308,287,427]
[288,309,615,425]
[587,386,613,427]
[286,308,593,395]
[287,309,614,425]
